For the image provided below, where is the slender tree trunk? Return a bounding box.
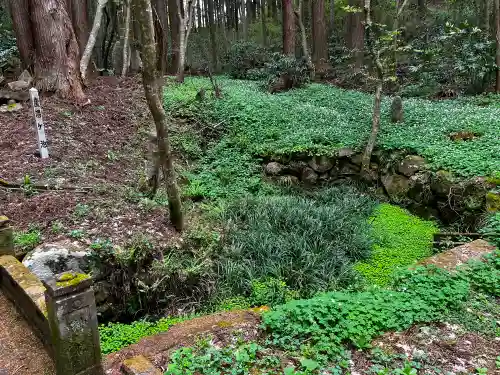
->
[70,0,90,57]
[271,0,278,20]
[295,0,313,73]
[131,0,184,231]
[329,0,334,34]
[168,0,180,74]
[495,0,500,92]
[484,0,490,34]
[312,0,328,69]
[177,0,197,82]
[261,0,268,45]
[81,0,108,80]
[196,0,202,28]
[31,0,86,102]
[361,0,383,176]
[122,0,131,76]
[208,0,218,70]
[282,0,295,55]
[7,0,34,69]
[153,0,168,75]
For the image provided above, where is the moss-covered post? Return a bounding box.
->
[0,216,14,256]
[43,272,104,375]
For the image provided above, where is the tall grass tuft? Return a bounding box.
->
[217,186,376,298]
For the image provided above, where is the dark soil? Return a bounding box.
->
[0,77,178,251]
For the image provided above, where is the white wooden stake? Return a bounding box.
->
[29,87,49,159]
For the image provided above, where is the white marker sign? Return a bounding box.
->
[29,87,49,159]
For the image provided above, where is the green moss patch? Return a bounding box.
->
[355,204,438,286]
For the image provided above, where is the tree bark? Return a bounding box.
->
[70,0,90,57]
[168,0,180,74]
[81,0,108,80]
[294,0,313,73]
[196,0,202,28]
[261,0,268,45]
[312,0,328,67]
[153,0,168,75]
[177,0,197,82]
[30,0,86,102]
[122,0,131,76]
[329,0,334,34]
[282,0,295,55]
[495,0,500,92]
[208,0,218,70]
[7,0,34,69]
[131,0,184,231]
[361,0,383,176]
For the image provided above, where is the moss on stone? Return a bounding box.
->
[486,191,500,213]
[55,272,90,287]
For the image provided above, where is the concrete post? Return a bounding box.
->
[43,272,104,375]
[0,216,14,256]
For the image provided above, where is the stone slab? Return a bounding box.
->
[419,239,496,271]
[121,356,162,375]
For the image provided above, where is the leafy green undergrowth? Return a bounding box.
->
[216,186,376,300]
[99,317,186,354]
[164,77,500,178]
[355,204,438,286]
[263,250,500,352]
[13,225,42,253]
[163,251,500,374]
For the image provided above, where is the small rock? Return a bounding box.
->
[381,174,410,202]
[0,105,7,113]
[122,355,162,375]
[7,80,30,91]
[337,148,355,158]
[301,167,318,184]
[18,69,33,85]
[339,162,360,175]
[391,95,403,123]
[7,102,23,112]
[398,155,426,177]
[264,162,284,176]
[308,155,334,173]
[23,240,91,282]
[350,153,364,166]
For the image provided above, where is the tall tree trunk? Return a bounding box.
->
[484,0,490,34]
[196,0,202,28]
[131,0,184,232]
[270,0,278,20]
[81,0,108,80]
[350,0,364,71]
[495,0,500,91]
[168,0,180,74]
[70,0,90,57]
[31,0,86,102]
[312,0,328,69]
[329,0,334,34]
[295,0,313,73]
[7,0,34,69]
[361,0,383,176]
[153,0,168,75]
[122,0,131,76]
[261,0,268,45]
[282,0,295,55]
[208,0,218,70]
[177,0,197,82]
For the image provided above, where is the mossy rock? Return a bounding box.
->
[486,191,500,213]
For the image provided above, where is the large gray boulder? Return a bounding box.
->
[23,240,91,282]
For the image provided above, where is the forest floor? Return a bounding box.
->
[0,77,179,254]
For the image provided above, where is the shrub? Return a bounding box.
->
[264,53,311,93]
[225,41,270,79]
[99,317,185,354]
[217,186,376,299]
[355,204,438,286]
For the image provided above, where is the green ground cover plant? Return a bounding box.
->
[263,251,499,352]
[13,225,42,253]
[355,204,438,285]
[164,77,500,178]
[99,317,186,354]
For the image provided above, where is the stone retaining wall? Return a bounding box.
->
[0,217,104,375]
[263,149,499,227]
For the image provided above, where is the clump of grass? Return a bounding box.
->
[13,225,42,253]
[217,186,376,298]
[355,204,439,286]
